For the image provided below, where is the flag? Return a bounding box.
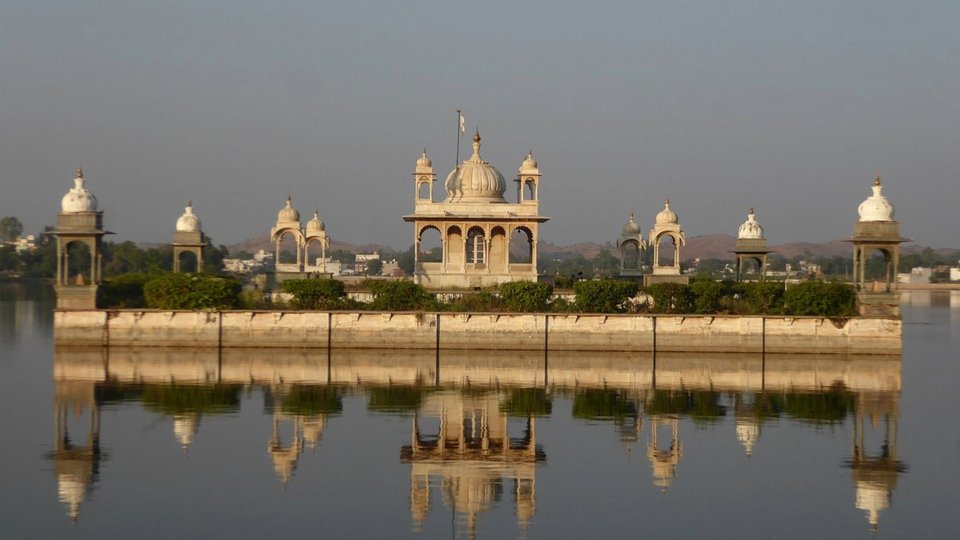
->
[458,110,465,135]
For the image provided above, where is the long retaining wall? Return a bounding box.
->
[54,310,902,354]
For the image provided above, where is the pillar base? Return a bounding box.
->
[858,292,900,317]
[56,285,99,310]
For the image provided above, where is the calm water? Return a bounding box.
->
[1,283,959,539]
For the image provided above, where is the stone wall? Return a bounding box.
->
[54,310,902,354]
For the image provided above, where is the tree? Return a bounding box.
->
[366,259,383,276]
[0,217,23,243]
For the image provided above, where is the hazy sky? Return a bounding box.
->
[1,0,957,250]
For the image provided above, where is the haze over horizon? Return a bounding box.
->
[1,1,957,251]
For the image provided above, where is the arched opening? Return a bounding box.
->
[467,226,486,265]
[177,250,199,273]
[277,231,299,265]
[489,226,507,270]
[417,181,431,201]
[418,226,442,263]
[523,179,537,201]
[864,248,893,288]
[509,227,533,264]
[65,241,92,285]
[656,235,677,267]
[445,226,463,266]
[305,238,326,267]
[620,240,641,271]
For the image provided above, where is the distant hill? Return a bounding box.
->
[227,232,388,256]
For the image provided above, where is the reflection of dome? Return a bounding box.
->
[173,414,199,449]
[857,175,895,222]
[622,212,642,235]
[57,474,89,523]
[61,167,99,213]
[306,209,325,234]
[444,130,507,203]
[416,149,432,168]
[277,195,301,223]
[856,480,890,532]
[736,417,760,456]
[655,199,678,224]
[175,201,202,233]
[737,208,764,239]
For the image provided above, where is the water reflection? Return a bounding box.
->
[51,346,906,534]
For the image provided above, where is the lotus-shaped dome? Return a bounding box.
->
[306,209,325,233]
[60,167,98,213]
[857,175,895,222]
[277,195,300,223]
[737,208,764,239]
[175,201,202,232]
[655,199,678,225]
[622,211,642,235]
[444,130,507,203]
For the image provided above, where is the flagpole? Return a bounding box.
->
[455,109,462,166]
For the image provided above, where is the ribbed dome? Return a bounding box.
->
[277,195,301,223]
[175,201,202,232]
[306,209,325,233]
[655,199,678,224]
[416,149,432,168]
[858,175,895,222]
[60,167,99,213]
[444,130,507,203]
[737,208,764,239]
[622,211,641,235]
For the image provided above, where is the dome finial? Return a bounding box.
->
[665,197,670,207]
[748,206,754,215]
[286,194,292,205]
[473,127,481,143]
[874,173,881,186]
[76,166,84,179]
[187,199,192,208]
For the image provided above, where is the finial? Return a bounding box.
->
[76,166,84,179]
[473,127,481,143]
[314,208,319,217]
[748,206,754,215]
[665,198,670,207]
[187,199,192,207]
[422,147,428,157]
[874,173,881,186]
[528,149,533,157]
[629,211,635,220]
[286,194,292,204]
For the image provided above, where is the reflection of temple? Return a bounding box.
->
[264,386,332,486]
[50,380,102,523]
[401,391,544,538]
[846,391,905,533]
[647,415,682,490]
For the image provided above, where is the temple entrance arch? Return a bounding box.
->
[176,250,199,273]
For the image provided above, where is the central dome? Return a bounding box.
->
[622,212,641,235]
[277,195,301,223]
[444,130,507,203]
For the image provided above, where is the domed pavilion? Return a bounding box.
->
[403,129,549,288]
[732,207,773,281]
[617,212,645,277]
[171,201,208,273]
[645,199,688,286]
[52,167,111,309]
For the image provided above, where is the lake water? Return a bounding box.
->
[1,282,959,539]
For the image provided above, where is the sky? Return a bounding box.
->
[1,0,958,250]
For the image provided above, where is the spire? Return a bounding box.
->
[470,128,482,160]
[76,166,84,179]
[874,173,882,186]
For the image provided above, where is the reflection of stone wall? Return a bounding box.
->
[55,310,902,354]
[54,347,901,393]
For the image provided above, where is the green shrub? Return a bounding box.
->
[573,279,639,313]
[689,278,724,314]
[784,281,856,317]
[498,281,553,312]
[283,278,346,309]
[743,281,785,314]
[366,279,437,311]
[646,282,693,314]
[444,291,500,312]
[143,273,242,310]
[501,388,552,417]
[98,273,152,308]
